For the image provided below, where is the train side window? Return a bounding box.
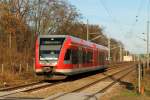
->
[106,56,108,60]
[99,52,105,64]
[64,49,71,64]
[97,50,100,63]
[78,49,83,64]
[87,52,91,63]
[89,52,93,63]
[83,51,86,63]
[72,49,78,64]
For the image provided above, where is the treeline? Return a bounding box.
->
[0,0,125,65]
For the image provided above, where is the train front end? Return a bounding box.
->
[35,35,65,77]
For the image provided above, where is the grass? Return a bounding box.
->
[111,88,150,100]
[119,89,138,96]
[111,69,150,100]
[0,70,42,88]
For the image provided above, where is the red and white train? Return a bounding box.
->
[35,35,108,78]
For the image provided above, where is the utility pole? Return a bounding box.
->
[126,51,128,56]
[147,0,150,69]
[87,19,89,41]
[138,63,141,93]
[147,21,149,69]
[37,0,41,33]
[120,44,122,62]
[9,33,11,49]
[108,37,111,61]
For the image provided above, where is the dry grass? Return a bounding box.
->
[111,69,150,100]
[0,70,24,87]
[0,69,41,88]
[0,39,38,88]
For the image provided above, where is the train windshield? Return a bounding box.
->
[39,37,65,61]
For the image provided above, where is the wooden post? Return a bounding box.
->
[26,63,29,72]
[1,64,4,74]
[141,62,144,79]
[19,64,22,73]
[138,63,141,93]
[33,58,35,71]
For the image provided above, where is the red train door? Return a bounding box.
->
[71,47,79,69]
[78,47,83,68]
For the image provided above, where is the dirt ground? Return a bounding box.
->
[0,71,42,88]
[99,69,136,100]
[100,69,150,100]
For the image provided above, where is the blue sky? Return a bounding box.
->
[68,0,150,54]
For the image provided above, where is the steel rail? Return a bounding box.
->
[84,67,135,100]
[0,81,44,91]
[43,64,135,100]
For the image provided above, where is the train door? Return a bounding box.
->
[86,49,93,67]
[93,48,98,66]
[78,47,83,68]
[71,47,79,69]
[104,51,109,65]
[99,51,105,65]
[82,48,87,67]
[64,49,71,64]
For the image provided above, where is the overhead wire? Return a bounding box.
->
[98,0,146,53]
[132,0,150,52]
[98,0,113,21]
[98,0,145,35]
[147,0,150,22]
[98,0,123,34]
[129,0,146,34]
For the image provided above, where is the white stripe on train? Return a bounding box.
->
[35,66,106,75]
[55,66,106,75]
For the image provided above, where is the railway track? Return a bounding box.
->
[107,62,136,70]
[43,65,135,100]
[0,63,135,100]
[0,62,132,91]
[81,67,135,100]
[0,81,63,99]
[0,81,44,91]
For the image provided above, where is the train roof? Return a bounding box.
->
[38,35,108,51]
[38,35,66,38]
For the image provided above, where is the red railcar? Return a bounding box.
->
[35,35,108,77]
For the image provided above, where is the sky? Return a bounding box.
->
[68,0,150,54]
